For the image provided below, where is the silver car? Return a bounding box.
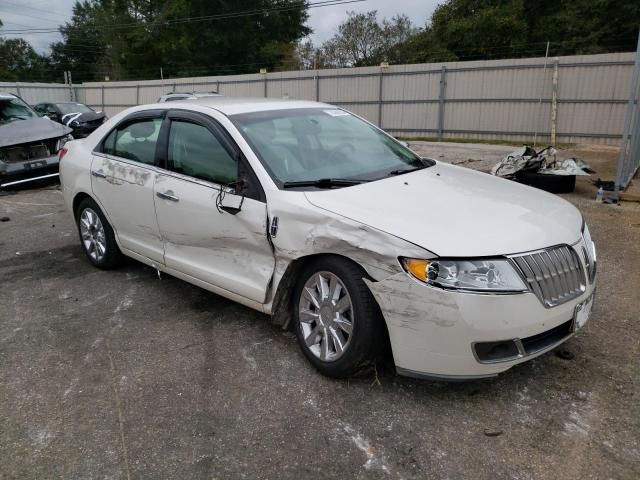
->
[0,93,73,188]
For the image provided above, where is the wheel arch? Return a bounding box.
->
[270,253,386,334]
[72,191,94,217]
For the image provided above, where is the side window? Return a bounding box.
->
[167,120,237,185]
[103,118,161,165]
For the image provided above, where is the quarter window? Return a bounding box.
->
[103,118,162,165]
[167,120,237,185]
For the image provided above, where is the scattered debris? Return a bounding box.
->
[491,146,594,193]
[491,146,594,179]
[483,428,503,437]
[539,158,594,176]
[555,349,575,360]
[0,216,9,222]
[593,178,616,191]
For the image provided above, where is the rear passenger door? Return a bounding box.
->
[153,110,274,304]
[91,111,165,265]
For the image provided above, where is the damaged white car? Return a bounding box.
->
[59,98,597,380]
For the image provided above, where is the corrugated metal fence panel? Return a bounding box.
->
[1,82,71,104]
[3,52,636,144]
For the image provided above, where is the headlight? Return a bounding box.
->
[401,258,527,292]
[56,134,74,151]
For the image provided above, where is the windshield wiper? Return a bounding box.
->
[282,178,368,189]
[387,158,436,176]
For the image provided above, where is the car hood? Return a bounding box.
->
[0,117,72,147]
[61,111,105,126]
[304,162,583,257]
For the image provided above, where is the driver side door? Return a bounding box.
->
[153,110,274,304]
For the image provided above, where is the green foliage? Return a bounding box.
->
[411,0,640,62]
[0,20,51,81]
[34,0,310,82]
[1,0,639,82]
[299,1,640,67]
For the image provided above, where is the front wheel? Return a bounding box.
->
[75,197,123,269]
[293,257,383,378]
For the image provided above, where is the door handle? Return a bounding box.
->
[91,169,106,178]
[156,191,179,202]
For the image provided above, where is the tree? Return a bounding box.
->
[0,20,51,82]
[50,0,311,81]
[306,11,418,68]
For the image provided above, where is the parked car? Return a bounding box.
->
[0,92,73,188]
[157,91,221,102]
[59,97,597,380]
[34,101,106,138]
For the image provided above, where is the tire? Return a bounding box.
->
[515,171,576,194]
[292,257,383,378]
[75,197,124,269]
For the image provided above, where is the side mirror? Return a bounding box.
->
[216,178,247,215]
[45,112,57,121]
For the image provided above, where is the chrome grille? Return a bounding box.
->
[512,245,586,307]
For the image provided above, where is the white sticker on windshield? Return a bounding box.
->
[324,109,350,117]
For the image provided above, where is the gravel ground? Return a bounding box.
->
[1,143,639,479]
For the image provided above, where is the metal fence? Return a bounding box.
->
[1,52,636,146]
[615,36,640,192]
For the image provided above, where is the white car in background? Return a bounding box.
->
[157,91,221,102]
[59,97,597,380]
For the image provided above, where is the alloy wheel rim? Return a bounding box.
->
[80,208,106,262]
[298,271,354,362]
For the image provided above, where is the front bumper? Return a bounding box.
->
[0,154,60,186]
[367,263,596,381]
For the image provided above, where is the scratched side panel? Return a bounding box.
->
[91,156,165,264]
[263,193,434,324]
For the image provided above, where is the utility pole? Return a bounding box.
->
[67,71,74,101]
[550,57,559,146]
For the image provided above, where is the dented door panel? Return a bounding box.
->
[90,154,164,264]
[154,173,274,304]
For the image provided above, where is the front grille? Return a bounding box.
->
[0,138,59,163]
[512,245,586,307]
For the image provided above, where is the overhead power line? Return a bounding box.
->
[0,0,367,35]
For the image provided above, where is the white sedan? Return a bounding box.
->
[59,97,597,380]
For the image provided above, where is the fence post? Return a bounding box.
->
[101,85,105,112]
[216,81,220,94]
[550,58,559,145]
[15,82,21,98]
[315,73,320,102]
[378,69,384,127]
[67,71,74,101]
[264,76,268,98]
[136,85,140,105]
[615,32,640,193]
[437,66,447,140]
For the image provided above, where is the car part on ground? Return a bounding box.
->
[59,97,596,380]
[33,101,106,138]
[0,93,73,188]
[490,145,594,193]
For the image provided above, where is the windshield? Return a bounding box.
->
[231,108,426,187]
[0,95,37,124]
[56,103,94,114]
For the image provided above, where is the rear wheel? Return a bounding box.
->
[75,197,123,269]
[293,257,382,378]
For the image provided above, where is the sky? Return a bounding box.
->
[0,0,440,54]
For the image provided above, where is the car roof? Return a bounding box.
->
[184,96,332,115]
